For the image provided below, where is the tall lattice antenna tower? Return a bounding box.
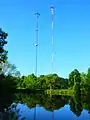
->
[50,6,55,120]
[35,12,40,77]
[50,5,54,73]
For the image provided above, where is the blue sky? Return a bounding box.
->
[0,0,90,78]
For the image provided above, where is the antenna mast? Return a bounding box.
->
[35,12,40,77]
[50,5,55,120]
[50,5,54,73]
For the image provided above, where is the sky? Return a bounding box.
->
[0,0,90,78]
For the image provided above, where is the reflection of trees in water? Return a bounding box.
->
[14,93,70,112]
[0,94,18,120]
[82,93,90,114]
[0,94,14,113]
[0,93,90,119]
[14,93,90,117]
[43,95,69,111]
[0,102,26,120]
[69,94,83,117]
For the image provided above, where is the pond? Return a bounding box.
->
[0,93,90,120]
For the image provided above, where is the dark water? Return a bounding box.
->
[0,93,90,120]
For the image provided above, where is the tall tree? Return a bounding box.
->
[87,68,90,78]
[0,28,8,63]
[0,62,20,77]
[68,69,81,88]
[22,74,37,89]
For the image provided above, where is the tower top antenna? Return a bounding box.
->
[50,5,54,15]
[35,12,40,15]
[50,5,54,9]
[35,12,40,18]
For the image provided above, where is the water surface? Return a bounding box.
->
[0,93,90,120]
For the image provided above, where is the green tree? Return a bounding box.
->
[22,74,37,89]
[0,61,20,77]
[87,68,90,78]
[5,75,17,92]
[80,72,87,94]
[80,72,86,81]
[33,74,68,90]
[0,29,8,92]
[60,78,68,89]
[37,75,46,89]
[21,76,27,88]
[45,74,62,89]
[80,68,90,95]
[68,69,81,88]
[86,68,90,90]
[0,28,8,63]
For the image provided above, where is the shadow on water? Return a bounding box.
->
[0,93,90,119]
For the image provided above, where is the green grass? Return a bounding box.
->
[45,89,74,96]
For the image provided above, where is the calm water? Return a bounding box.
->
[0,93,90,120]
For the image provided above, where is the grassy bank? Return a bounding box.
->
[45,89,74,96]
[16,88,74,96]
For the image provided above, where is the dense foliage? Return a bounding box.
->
[0,28,90,96]
[17,74,68,90]
[0,29,20,93]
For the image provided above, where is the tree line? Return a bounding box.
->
[0,28,90,95]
